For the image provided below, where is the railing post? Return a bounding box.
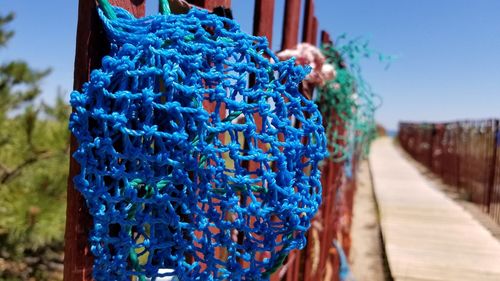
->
[487,119,498,213]
[456,121,461,189]
[281,0,301,50]
[187,0,231,11]
[251,2,283,281]
[321,30,332,45]
[64,1,145,281]
[429,124,435,170]
[253,0,275,46]
[312,16,319,45]
[302,0,314,44]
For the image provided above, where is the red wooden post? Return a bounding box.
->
[188,0,236,270]
[188,0,231,11]
[302,8,318,99]
[321,31,328,43]
[319,30,343,281]
[487,119,498,213]
[249,0,275,176]
[492,120,500,223]
[187,0,231,152]
[252,2,285,280]
[281,0,301,50]
[188,0,231,118]
[300,5,326,281]
[302,0,314,44]
[64,1,145,281]
[253,0,275,46]
[321,30,332,45]
[311,16,318,46]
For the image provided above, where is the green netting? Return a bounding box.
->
[318,36,388,165]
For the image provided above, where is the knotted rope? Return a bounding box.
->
[69,3,327,281]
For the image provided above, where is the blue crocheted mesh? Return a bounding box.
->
[69,7,327,281]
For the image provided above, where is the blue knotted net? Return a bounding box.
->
[69,6,327,281]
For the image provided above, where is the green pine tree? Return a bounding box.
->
[0,12,70,281]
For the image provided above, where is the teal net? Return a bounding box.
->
[318,36,385,166]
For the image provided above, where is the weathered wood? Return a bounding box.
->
[314,30,344,281]
[248,0,274,174]
[251,2,282,280]
[187,0,231,117]
[188,0,234,269]
[253,0,275,46]
[64,1,145,281]
[281,0,301,50]
[321,30,332,45]
[187,0,231,11]
[301,0,314,44]
[486,120,498,213]
[311,16,318,46]
[371,137,500,281]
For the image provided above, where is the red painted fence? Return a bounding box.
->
[398,120,500,224]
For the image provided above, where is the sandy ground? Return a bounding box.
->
[349,160,390,281]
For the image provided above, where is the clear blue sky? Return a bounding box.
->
[3,0,500,130]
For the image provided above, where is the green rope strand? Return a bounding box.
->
[97,0,117,20]
[160,0,171,15]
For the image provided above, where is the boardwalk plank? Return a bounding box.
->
[370,137,500,281]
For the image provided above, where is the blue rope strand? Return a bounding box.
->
[70,6,327,281]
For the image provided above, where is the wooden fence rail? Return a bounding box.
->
[398,120,500,224]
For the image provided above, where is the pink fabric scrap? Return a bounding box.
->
[277,43,336,86]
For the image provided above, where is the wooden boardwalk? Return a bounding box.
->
[369,137,500,281]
